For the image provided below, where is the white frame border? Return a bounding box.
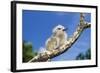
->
[15,2,97,70]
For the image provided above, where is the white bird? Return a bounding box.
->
[45,25,68,52]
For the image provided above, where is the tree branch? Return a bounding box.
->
[28,13,91,62]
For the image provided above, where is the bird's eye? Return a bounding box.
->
[58,28,61,30]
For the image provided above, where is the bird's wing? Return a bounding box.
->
[45,37,59,51]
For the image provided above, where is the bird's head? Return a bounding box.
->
[52,24,67,36]
[53,24,67,33]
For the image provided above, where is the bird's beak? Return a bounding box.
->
[63,28,68,31]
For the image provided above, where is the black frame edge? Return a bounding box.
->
[11,1,97,8]
[96,6,98,67]
[11,1,16,72]
[14,65,97,72]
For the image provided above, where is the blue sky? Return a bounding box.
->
[22,10,91,61]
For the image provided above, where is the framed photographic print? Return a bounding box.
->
[11,1,98,72]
